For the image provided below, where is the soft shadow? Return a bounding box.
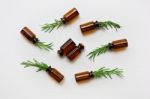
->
[75,78,93,85]
[110,47,128,52]
[47,73,65,85]
[65,16,80,25]
[81,29,97,36]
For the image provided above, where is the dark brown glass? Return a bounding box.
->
[75,71,93,82]
[111,39,128,49]
[20,27,38,43]
[67,43,84,61]
[61,8,79,24]
[80,21,99,33]
[47,67,64,83]
[58,39,76,56]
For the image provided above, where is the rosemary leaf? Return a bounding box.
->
[41,19,63,33]
[35,41,53,51]
[87,44,110,61]
[92,67,123,78]
[98,21,121,31]
[21,59,49,72]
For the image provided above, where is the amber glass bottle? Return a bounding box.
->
[67,43,84,61]
[80,20,121,34]
[75,67,123,83]
[46,67,64,83]
[58,39,76,56]
[21,59,64,83]
[109,39,128,49]
[75,71,93,82]
[20,27,38,43]
[61,8,79,24]
[58,39,84,61]
[80,21,99,33]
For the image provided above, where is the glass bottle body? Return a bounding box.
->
[75,71,93,82]
[67,43,84,61]
[111,39,128,49]
[20,27,38,43]
[61,8,79,24]
[47,67,64,83]
[80,21,99,33]
[58,39,76,56]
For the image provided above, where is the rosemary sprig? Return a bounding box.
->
[21,59,49,72]
[98,21,121,31]
[41,19,63,33]
[35,41,53,51]
[92,67,123,79]
[87,44,110,61]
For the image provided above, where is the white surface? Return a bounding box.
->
[0,0,150,99]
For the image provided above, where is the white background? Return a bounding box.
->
[0,0,150,99]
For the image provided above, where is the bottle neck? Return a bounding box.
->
[108,43,113,49]
[60,18,66,24]
[77,43,84,51]
[94,21,100,28]
[46,66,52,72]
[90,71,94,78]
[33,38,39,44]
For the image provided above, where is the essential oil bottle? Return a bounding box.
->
[58,39,76,56]
[61,8,79,24]
[46,67,64,83]
[80,21,99,33]
[109,39,128,49]
[21,59,64,83]
[75,71,93,82]
[67,43,84,61]
[80,20,121,34]
[21,27,38,43]
[75,67,123,83]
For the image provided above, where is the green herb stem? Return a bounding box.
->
[98,21,121,31]
[92,67,123,79]
[41,19,63,33]
[87,44,110,61]
[21,59,49,72]
[35,41,53,51]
